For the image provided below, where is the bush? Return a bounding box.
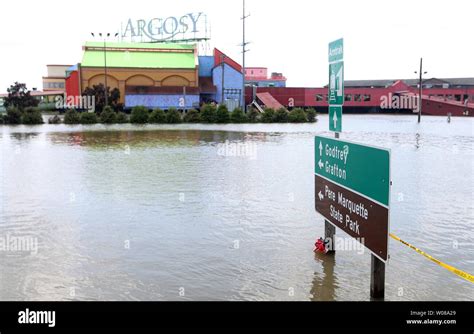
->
[130,106,149,124]
[247,107,260,123]
[305,108,317,123]
[201,103,217,123]
[215,104,230,123]
[273,108,289,123]
[64,109,81,125]
[0,114,4,124]
[100,106,117,124]
[261,108,275,123]
[166,108,182,124]
[149,108,167,124]
[80,112,98,125]
[21,108,44,125]
[183,109,201,123]
[116,112,128,124]
[288,108,308,123]
[5,108,22,125]
[230,107,248,123]
[48,115,61,124]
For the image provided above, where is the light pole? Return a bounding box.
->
[91,32,118,108]
[241,0,250,112]
[414,58,428,123]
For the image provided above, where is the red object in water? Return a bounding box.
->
[314,238,327,254]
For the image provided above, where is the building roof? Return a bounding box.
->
[81,42,197,69]
[344,78,474,88]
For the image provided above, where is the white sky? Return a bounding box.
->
[0,0,473,92]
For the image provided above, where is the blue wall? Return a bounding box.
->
[212,63,244,106]
[125,94,200,109]
[198,56,214,77]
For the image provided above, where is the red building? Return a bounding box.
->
[246,78,474,117]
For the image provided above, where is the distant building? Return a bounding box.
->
[245,67,287,87]
[64,42,244,109]
[43,65,72,92]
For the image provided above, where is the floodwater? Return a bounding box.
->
[0,115,473,301]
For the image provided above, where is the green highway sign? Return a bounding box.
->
[329,61,344,106]
[328,38,344,63]
[329,106,342,133]
[315,136,391,207]
[315,135,391,261]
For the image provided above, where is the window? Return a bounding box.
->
[345,94,352,102]
[316,94,324,102]
[363,94,371,102]
[354,94,362,102]
[455,95,462,102]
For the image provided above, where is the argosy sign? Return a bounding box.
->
[122,13,207,41]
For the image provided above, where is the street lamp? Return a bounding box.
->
[414,58,428,123]
[91,32,119,108]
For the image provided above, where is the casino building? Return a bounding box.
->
[65,42,245,110]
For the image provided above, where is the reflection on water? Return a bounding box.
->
[0,115,473,301]
[311,253,337,301]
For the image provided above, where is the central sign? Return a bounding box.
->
[315,136,391,261]
[328,38,344,133]
[121,13,209,42]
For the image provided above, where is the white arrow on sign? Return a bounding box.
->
[318,191,324,201]
[318,160,324,169]
[319,142,323,156]
[333,112,338,129]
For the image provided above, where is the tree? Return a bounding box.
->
[305,108,317,123]
[273,108,289,123]
[130,106,149,124]
[230,107,247,123]
[183,109,201,123]
[64,110,81,125]
[261,108,275,123]
[100,106,117,124]
[215,104,230,123]
[247,107,260,123]
[82,84,121,113]
[288,108,308,123]
[149,108,167,124]
[3,82,39,110]
[166,108,182,124]
[201,103,217,123]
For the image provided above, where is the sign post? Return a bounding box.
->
[325,39,345,252]
[315,135,391,299]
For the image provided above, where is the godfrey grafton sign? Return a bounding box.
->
[121,13,208,42]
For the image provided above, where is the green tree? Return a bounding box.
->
[80,112,98,125]
[261,108,275,123]
[3,82,39,110]
[305,108,317,123]
[201,103,217,123]
[22,107,44,125]
[116,112,129,124]
[215,104,230,123]
[149,108,167,124]
[273,108,289,123]
[288,108,308,123]
[130,106,149,124]
[5,107,22,124]
[183,109,201,123]
[100,106,117,124]
[64,110,81,125]
[82,84,121,113]
[247,107,260,123]
[166,108,182,124]
[230,107,248,123]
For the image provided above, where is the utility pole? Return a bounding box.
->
[415,58,427,123]
[221,54,226,104]
[241,0,250,112]
[92,32,118,108]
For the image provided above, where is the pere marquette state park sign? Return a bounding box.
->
[315,136,391,262]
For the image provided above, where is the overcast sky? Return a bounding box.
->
[0,0,472,91]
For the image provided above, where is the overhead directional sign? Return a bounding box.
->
[329,106,342,133]
[315,136,391,262]
[328,38,344,63]
[328,38,344,133]
[329,61,344,105]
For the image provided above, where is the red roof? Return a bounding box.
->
[256,92,285,110]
